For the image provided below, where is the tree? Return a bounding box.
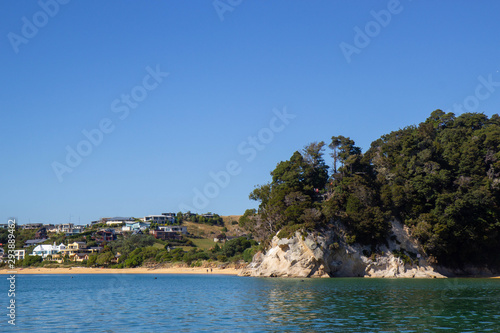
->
[243,111,500,268]
[96,252,115,266]
[329,135,361,175]
[87,254,98,267]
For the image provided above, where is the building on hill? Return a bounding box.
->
[89,246,103,253]
[143,215,173,224]
[57,223,73,233]
[102,217,135,225]
[44,224,58,233]
[150,230,182,241]
[60,242,87,257]
[13,250,25,261]
[23,223,43,230]
[66,225,85,236]
[72,253,89,262]
[122,221,150,232]
[35,227,47,239]
[161,213,177,223]
[94,229,116,243]
[214,234,227,243]
[157,225,187,234]
[24,239,47,247]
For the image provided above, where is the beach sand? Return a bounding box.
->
[0,266,241,275]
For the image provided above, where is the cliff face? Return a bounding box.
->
[240,221,446,278]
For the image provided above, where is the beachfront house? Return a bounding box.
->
[72,253,89,262]
[60,242,87,256]
[30,243,66,258]
[13,250,25,261]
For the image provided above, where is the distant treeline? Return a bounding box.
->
[243,111,500,268]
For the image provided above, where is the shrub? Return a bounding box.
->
[345,235,356,245]
[277,224,304,239]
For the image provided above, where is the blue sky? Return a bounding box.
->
[2,0,500,225]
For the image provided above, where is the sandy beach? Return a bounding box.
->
[0,266,241,275]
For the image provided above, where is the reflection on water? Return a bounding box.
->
[4,275,500,332]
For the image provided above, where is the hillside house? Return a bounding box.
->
[122,221,150,232]
[103,217,135,226]
[35,227,47,239]
[24,239,47,247]
[214,234,227,243]
[23,223,43,230]
[158,225,187,234]
[143,215,171,224]
[150,230,182,241]
[94,229,116,243]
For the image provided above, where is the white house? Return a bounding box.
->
[143,215,171,224]
[13,250,25,261]
[157,225,187,234]
[104,217,135,226]
[31,243,66,258]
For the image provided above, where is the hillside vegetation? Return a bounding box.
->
[244,111,500,268]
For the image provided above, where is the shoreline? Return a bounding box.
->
[0,267,498,278]
[0,266,241,275]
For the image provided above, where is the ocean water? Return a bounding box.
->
[1,274,500,332]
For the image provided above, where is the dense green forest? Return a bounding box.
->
[244,111,500,268]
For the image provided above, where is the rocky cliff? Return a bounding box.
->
[239,221,446,278]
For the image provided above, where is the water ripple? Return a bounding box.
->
[2,275,500,332]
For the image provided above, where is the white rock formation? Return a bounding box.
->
[239,221,446,278]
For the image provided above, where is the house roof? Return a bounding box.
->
[25,239,47,245]
[33,244,53,251]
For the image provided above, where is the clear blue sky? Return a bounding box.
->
[2,0,500,225]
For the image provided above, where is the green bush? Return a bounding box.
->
[345,235,356,245]
[21,255,43,267]
[277,224,304,239]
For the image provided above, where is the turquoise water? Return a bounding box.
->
[1,275,500,332]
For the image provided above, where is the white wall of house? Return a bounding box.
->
[158,226,187,234]
[30,243,66,258]
[13,250,25,261]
